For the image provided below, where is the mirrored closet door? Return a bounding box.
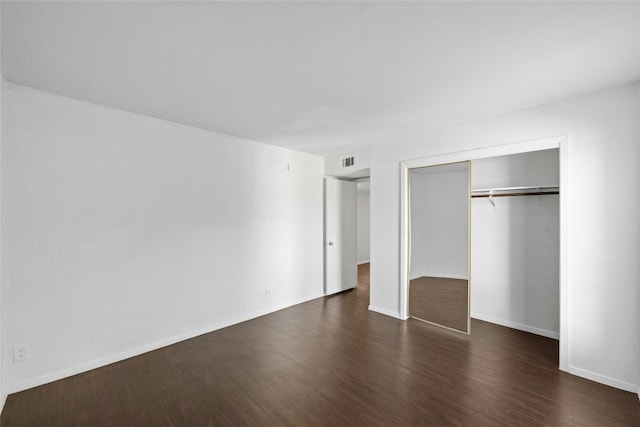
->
[408,161,470,334]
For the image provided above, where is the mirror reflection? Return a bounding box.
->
[409,161,470,333]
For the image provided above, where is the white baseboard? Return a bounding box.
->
[472,314,640,394]
[5,292,325,395]
[567,365,638,394]
[368,305,404,319]
[357,260,370,265]
[471,313,559,340]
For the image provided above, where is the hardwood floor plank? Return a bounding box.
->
[2,263,639,426]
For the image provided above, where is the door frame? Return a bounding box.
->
[399,135,569,371]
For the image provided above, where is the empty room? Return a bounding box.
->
[0,1,639,425]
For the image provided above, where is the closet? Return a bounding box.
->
[408,149,559,338]
[470,149,559,338]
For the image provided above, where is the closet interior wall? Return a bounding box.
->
[470,149,560,338]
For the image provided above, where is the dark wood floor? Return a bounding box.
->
[2,263,639,426]
[409,276,469,333]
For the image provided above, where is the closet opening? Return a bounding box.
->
[400,136,569,371]
[470,150,559,340]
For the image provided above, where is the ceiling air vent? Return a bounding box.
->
[342,156,355,168]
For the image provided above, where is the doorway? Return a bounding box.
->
[324,174,371,297]
[324,178,358,295]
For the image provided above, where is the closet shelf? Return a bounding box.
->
[471,185,559,198]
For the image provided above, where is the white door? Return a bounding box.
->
[325,178,357,295]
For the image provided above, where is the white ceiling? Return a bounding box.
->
[2,1,639,156]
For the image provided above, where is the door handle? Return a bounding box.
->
[328,241,334,246]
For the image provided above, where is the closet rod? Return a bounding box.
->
[471,185,559,198]
[471,191,558,198]
[471,185,558,192]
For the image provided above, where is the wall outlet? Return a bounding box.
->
[265,288,271,297]
[286,163,293,173]
[13,345,28,363]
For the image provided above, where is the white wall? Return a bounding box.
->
[1,84,325,393]
[471,150,559,339]
[331,82,640,393]
[471,149,560,189]
[356,182,370,264]
[409,167,468,280]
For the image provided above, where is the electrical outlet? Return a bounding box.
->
[13,345,28,363]
[265,289,271,297]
